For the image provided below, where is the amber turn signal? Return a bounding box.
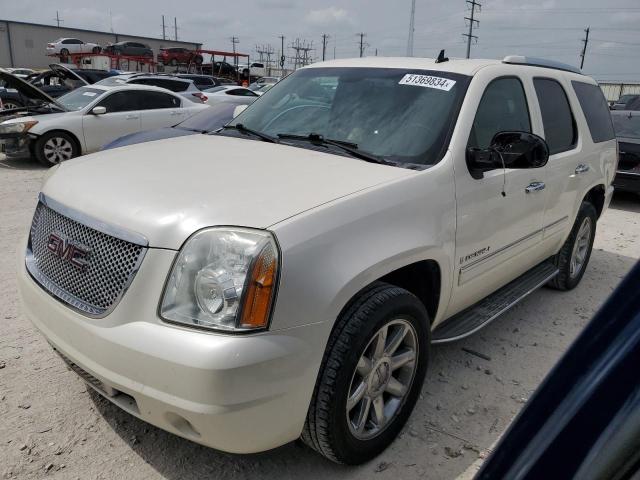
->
[239,243,278,329]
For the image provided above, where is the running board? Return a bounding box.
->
[432,261,559,344]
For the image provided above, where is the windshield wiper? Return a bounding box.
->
[222,123,279,143]
[277,132,395,166]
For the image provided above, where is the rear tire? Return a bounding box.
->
[194,55,203,65]
[92,46,101,54]
[548,202,597,291]
[34,131,79,167]
[2,100,23,110]
[60,48,69,57]
[170,58,178,66]
[302,283,430,464]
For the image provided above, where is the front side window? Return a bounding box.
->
[534,78,577,155]
[57,87,105,111]
[468,77,531,150]
[227,67,470,166]
[97,91,140,113]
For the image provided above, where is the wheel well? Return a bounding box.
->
[378,260,441,323]
[584,184,605,218]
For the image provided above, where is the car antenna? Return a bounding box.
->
[435,49,449,63]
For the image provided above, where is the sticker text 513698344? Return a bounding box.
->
[399,74,456,91]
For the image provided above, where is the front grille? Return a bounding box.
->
[26,197,147,317]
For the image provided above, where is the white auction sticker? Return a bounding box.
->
[82,92,98,97]
[399,74,456,91]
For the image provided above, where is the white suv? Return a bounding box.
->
[17,55,617,464]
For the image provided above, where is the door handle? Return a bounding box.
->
[525,181,546,193]
[575,164,590,175]
[125,114,139,120]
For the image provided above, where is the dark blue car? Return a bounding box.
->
[102,98,255,150]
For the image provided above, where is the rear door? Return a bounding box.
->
[137,91,186,129]
[531,77,583,249]
[82,91,142,152]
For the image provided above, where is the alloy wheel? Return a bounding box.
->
[569,217,592,279]
[346,319,419,440]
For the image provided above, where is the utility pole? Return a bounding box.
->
[231,36,240,70]
[357,32,366,57]
[174,17,178,41]
[162,15,166,40]
[278,35,286,75]
[579,26,590,70]
[407,0,416,56]
[463,0,481,59]
[54,11,63,28]
[321,34,329,61]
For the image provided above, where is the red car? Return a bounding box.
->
[158,48,203,66]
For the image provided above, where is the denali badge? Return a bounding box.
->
[46,231,91,271]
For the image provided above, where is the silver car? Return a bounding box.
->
[95,74,208,103]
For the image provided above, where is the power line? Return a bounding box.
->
[463,0,481,59]
[579,26,590,69]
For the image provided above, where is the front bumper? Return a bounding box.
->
[1,133,32,159]
[613,171,640,194]
[17,246,323,453]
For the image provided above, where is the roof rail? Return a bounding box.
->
[502,55,582,75]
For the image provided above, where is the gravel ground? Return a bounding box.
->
[1,154,639,480]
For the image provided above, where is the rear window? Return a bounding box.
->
[572,81,615,143]
[534,78,577,155]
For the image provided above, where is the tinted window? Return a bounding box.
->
[468,77,531,149]
[227,88,257,97]
[571,81,615,143]
[137,91,180,109]
[612,113,640,140]
[129,78,189,92]
[97,91,140,112]
[534,78,577,154]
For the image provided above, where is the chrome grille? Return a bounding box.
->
[26,196,147,317]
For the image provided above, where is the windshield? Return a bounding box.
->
[612,113,640,140]
[228,67,469,166]
[57,87,105,111]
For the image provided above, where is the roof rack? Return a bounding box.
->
[502,55,582,75]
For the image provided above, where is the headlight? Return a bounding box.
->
[160,227,279,332]
[0,120,38,134]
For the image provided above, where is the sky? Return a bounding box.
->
[2,0,639,81]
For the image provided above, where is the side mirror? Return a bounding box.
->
[232,104,248,118]
[91,106,106,115]
[466,131,549,179]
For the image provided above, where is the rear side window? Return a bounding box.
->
[572,82,615,143]
[468,77,531,150]
[533,78,577,155]
[136,91,180,109]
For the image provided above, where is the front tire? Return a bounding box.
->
[60,48,69,57]
[548,201,597,290]
[92,46,101,54]
[34,131,79,167]
[302,283,429,464]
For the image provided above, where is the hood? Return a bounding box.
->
[43,134,413,249]
[49,63,89,85]
[0,70,64,111]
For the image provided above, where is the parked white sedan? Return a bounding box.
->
[0,84,208,165]
[46,38,102,56]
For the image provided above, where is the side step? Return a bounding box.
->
[432,261,559,344]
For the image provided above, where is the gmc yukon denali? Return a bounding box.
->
[17,55,617,464]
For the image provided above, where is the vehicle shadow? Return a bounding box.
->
[0,155,44,171]
[610,191,640,213]
[88,248,638,480]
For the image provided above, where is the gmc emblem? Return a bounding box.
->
[46,231,91,271]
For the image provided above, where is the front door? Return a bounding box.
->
[82,91,142,152]
[447,73,549,318]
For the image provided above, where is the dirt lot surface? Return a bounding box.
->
[1,154,639,480]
